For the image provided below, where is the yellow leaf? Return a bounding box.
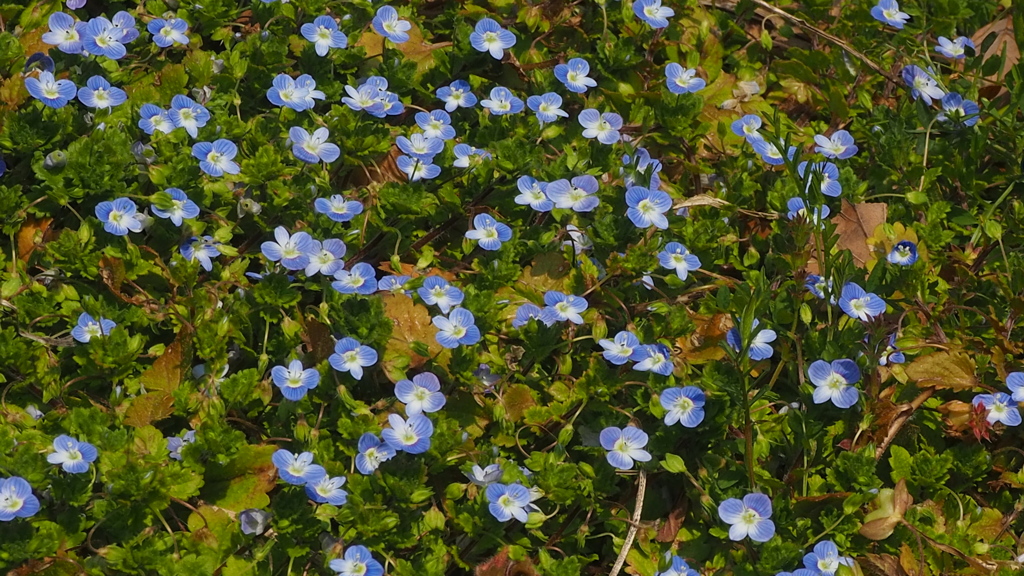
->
[124,392,175,427]
[904,351,978,390]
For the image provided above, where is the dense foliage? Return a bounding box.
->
[1,0,1023,575]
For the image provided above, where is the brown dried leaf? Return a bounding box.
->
[904,351,977,390]
[16,217,53,262]
[972,15,1019,90]
[100,255,126,295]
[863,553,909,576]
[520,252,570,293]
[860,479,912,540]
[382,294,444,381]
[300,317,335,365]
[673,194,731,210]
[475,547,538,576]
[123,392,174,427]
[140,336,192,393]
[656,500,688,542]
[674,313,731,364]
[832,200,887,267]
[937,399,974,432]
[503,384,536,422]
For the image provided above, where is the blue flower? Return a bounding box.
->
[181,236,220,271]
[332,262,378,295]
[660,386,706,427]
[329,545,384,576]
[261,226,314,271]
[373,91,405,118]
[470,18,516,60]
[512,303,548,328]
[239,509,271,535]
[726,318,777,361]
[418,277,464,313]
[148,17,189,47]
[731,114,763,142]
[95,197,143,236]
[466,464,503,486]
[272,359,320,401]
[579,109,622,144]
[167,430,196,461]
[804,274,833,300]
[42,12,86,55]
[271,450,325,485]
[139,104,174,134]
[168,95,210,138]
[634,0,674,28]
[82,16,130,59]
[797,161,842,197]
[382,413,434,454]
[622,148,664,189]
[356,433,396,474]
[192,139,240,177]
[46,435,98,473]
[599,331,641,365]
[803,540,854,576]
[305,475,348,506]
[71,312,116,343]
[433,307,482,348]
[372,6,411,44]
[437,80,477,112]
[752,139,796,165]
[486,482,531,522]
[481,87,524,115]
[290,127,341,164]
[633,344,674,375]
[315,195,364,223]
[328,337,377,380]
[416,109,456,140]
[526,92,569,125]
[554,58,598,93]
[378,275,410,295]
[656,555,700,576]
[786,198,830,223]
[306,238,346,277]
[937,92,979,127]
[808,359,861,408]
[870,0,910,29]
[838,282,886,321]
[878,333,905,366]
[396,372,446,415]
[109,11,140,44]
[515,176,553,211]
[466,214,512,250]
[301,15,347,56]
[76,75,126,109]
[152,188,200,226]
[396,155,441,181]
[718,493,775,542]
[658,242,701,280]
[887,240,918,265]
[813,130,858,159]
[268,74,323,112]
[546,175,600,212]
[626,186,672,229]
[0,477,40,522]
[25,71,76,108]
[972,393,1021,427]
[902,65,944,105]
[1008,372,1024,403]
[541,291,588,324]
[665,63,705,94]
[453,144,491,168]
[600,426,651,470]
[935,36,974,59]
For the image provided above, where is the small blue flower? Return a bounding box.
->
[804,274,833,300]
[660,386,706,427]
[466,464,503,486]
[887,240,918,265]
[726,318,777,361]
[466,214,512,250]
[0,477,40,522]
[416,110,456,140]
[600,426,651,470]
[239,508,271,535]
[481,87,524,115]
[109,11,140,44]
[486,482,531,522]
[396,372,446,415]
[355,433,396,474]
[42,12,86,55]
[541,291,588,325]
[76,76,127,109]
[633,344,674,375]
[332,262,378,295]
[418,277,463,313]
[82,16,130,59]
[731,114,763,142]
[382,413,434,454]
[599,331,641,365]
[752,139,796,166]
[372,6,411,44]
[718,493,775,542]
[148,16,189,48]
[305,474,348,506]
[813,130,858,160]
[656,556,700,576]
[973,393,1021,427]
[838,282,886,321]
[878,333,905,366]
[378,275,410,295]
[512,303,548,328]
[95,197,143,236]
[786,198,830,223]
[470,18,516,60]
[271,450,325,486]
[71,312,116,343]
[935,36,974,59]
[261,226,314,271]
[328,338,377,380]
[665,63,705,94]
[622,148,663,189]
[169,95,210,138]
[152,188,200,226]
[180,236,221,272]
[797,161,842,197]
[272,359,320,401]
[902,65,944,105]
[658,242,701,280]
[329,545,384,576]
[301,15,347,56]
[192,139,240,177]
[453,144,491,168]
[290,127,341,164]
[808,359,861,408]
[167,430,196,461]
[315,195,364,223]
[433,307,482,348]
[870,0,910,29]
[1007,372,1024,403]
[437,80,477,112]
[526,92,569,125]
[803,540,854,576]
[554,58,597,93]
[626,186,672,229]
[546,175,600,212]
[25,71,76,108]
[268,74,319,112]
[937,92,979,127]
[306,238,346,277]
[579,109,622,144]
[564,225,593,253]
[396,155,441,181]
[515,176,553,211]
[139,104,174,135]
[46,435,98,474]
[633,0,674,29]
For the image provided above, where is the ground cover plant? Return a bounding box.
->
[0,0,1023,574]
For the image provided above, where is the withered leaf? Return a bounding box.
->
[832,199,887,267]
[124,392,175,427]
[904,351,977,390]
[972,15,1019,94]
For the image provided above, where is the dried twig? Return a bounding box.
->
[609,469,647,576]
